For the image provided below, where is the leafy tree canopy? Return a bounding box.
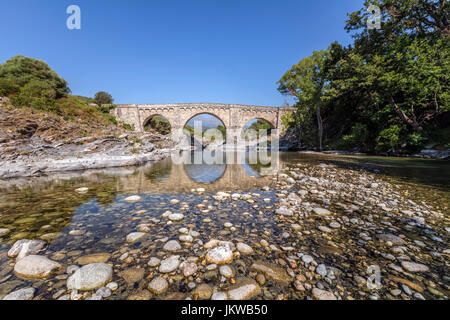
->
[94,91,114,106]
[0,55,70,98]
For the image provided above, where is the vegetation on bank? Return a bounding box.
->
[144,116,172,135]
[0,55,123,129]
[279,0,449,155]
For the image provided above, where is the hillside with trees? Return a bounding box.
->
[0,55,128,136]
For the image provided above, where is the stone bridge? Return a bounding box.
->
[111,103,295,145]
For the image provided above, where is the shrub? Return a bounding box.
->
[123,123,133,131]
[0,78,20,96]
[94,91,114,106]
[375,125,402,153]
[342,123,370,151]
[0,55,70,98]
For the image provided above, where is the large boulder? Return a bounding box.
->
[206,246,234,264]
[2,287,35,300]
[14,255,61,279]
[8,240,47,260]
[67,263,113,291]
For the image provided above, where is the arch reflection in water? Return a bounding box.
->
[135,151,280,193]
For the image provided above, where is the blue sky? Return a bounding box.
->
[0,0,362,106]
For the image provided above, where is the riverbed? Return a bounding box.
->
[0,152,448,300]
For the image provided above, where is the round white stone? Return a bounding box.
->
[124,195,141,202]
[14,255,61,279]
[126,232,146,243]
[206,246,233,264]
[159,256,180,273]
[168,213,184,221]
[67,263,113,291]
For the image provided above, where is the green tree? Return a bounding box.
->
[278,50,330,150]
[0,55,70,98]
[339,1,449,134]
[94,91,114,106]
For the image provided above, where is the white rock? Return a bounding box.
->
[206,246,234,264]
[318,226,332,233]
[162,211,172,218]
[159,256,180,273]
[316,264,327,277]
[8,239,47,260]
[401,261,430,272]
[275,206,293,216]
[75,187,89,193]
[106,282,118,291]
[236,243,253,255]
[168,213,184,221]
[2,287,35,300]
[14,255,61,279]
[301,255,314,264]
[148,277,168,294]
[211,292,228,300]
[163,240,182,251]
[179,261,198,277]
[148,257,161,267]
[0,228,11,237]
[313,208,331,216]
[312,288,336,300]
[329,222,341,229]
[179,235,193,243]
[126,232,146,243]
[124,195,141,202]
[216,192,230,198]
[219,265,234,278]
[67,263,113,291]
[227,279,260,300]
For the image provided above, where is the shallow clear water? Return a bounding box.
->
[0,152,448,300]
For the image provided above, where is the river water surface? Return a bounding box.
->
[0,152,448,300]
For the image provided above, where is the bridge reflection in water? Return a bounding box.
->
[116,151,283,194]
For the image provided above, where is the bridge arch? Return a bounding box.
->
[143,114,172,135]
[183,112,227,130]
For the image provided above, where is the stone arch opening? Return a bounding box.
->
[183,113,227,147]
[241,118,274,144]
[143,114,172,135]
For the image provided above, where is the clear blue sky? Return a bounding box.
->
[0,0,362,106]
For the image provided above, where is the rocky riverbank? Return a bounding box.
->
[0,104,175,179]
[0,156,448,300]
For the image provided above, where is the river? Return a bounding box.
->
[0,152,448,300]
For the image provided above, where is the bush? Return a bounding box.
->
[144,116,171,135]
[0,55,70,98]
[98,104,116,114]
[30,97,58,113]
[375,125,402,153]
[123,123,133,131]
[0,78,20,96]
[342,123,370,151]
[94,91,114,106]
